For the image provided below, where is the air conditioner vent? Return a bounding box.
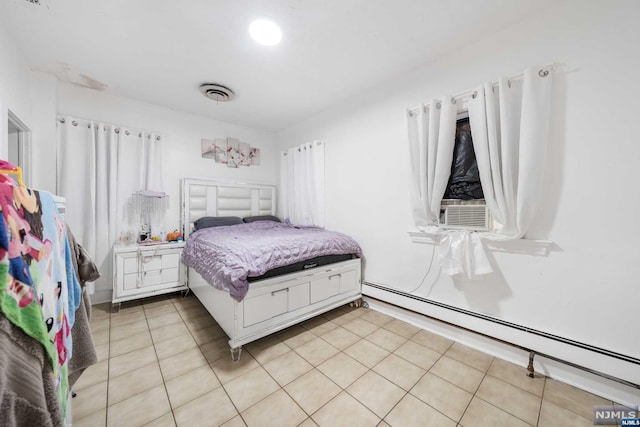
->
[199,83,235,102]
[439,201,490,231]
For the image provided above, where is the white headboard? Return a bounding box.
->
[181,178,276,239]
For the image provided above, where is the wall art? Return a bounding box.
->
[201,137,260,167]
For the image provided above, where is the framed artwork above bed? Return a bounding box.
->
[200,138,261,167]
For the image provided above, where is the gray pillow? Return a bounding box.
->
[194,216,243,230]
[243,215,281,223]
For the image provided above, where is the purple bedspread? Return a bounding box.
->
[181,221,362,302]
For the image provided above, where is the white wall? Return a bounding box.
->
[57,84,278,302]
[276,0,640,389]
[0,20,32,159]
[0,21,57,187]
[57,84,278,232]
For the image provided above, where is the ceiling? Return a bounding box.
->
[0,0,557,132]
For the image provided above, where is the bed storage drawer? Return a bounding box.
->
[310,274,341,303]
[243,282,311,326]
[289,282,310,311]
[188,258,362,355]
[243,290,288,326]
[239,260,360,336]
[339,270,358,293]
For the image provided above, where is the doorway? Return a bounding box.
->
[7,110,31,186]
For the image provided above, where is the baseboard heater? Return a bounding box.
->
[363,281,640,390]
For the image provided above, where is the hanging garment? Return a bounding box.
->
[0,175,81,421]
[66,225,100,388]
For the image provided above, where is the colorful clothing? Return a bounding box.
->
[0,175,80,420]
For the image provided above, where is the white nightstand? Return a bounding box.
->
[112,241,187,309]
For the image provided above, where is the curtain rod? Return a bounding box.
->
[56,114,163,140]
[407,62,559,116]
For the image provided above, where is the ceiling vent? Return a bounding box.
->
[200,83,235,102]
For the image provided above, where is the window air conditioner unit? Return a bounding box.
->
[439,199,490,231]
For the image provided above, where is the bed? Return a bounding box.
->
[181,178,362,360]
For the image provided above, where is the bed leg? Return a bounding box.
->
[111,303,121,313]
[230,346,243,362]
[181,289,190,298]
[350,298,365,308]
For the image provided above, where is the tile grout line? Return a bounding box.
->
[249,325,361,423]
[141,301,176,426]
[117,297,207,424]
[457,357,491,427]
[176,299,243,426]
[247,356,308,424]
[105,312,112,427]
[396,340,466,425]
[174,296,250,426]
[535,375,548,427]
[293,313,437,424]
[481,374,544,425]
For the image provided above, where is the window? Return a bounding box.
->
[439,116,490,230]
[443,117,483,201]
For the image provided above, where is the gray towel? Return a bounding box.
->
[0,314,62,427]
[66,226,101,388]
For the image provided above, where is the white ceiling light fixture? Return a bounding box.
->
[249,19,282,46]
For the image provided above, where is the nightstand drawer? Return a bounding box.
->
[162,253,180,269]
[122,273,138,291]
[113,242,187,305]
[141,256,162,271]
[123,258,138,274]
[142,270,162,287]
[162,267,179,283]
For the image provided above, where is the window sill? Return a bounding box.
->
[408,230,555,257]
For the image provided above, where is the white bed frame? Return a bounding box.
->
[181,178,362,360]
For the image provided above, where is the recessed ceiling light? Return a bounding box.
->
[249,19,282,46]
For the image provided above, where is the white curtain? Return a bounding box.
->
[468,66,553,239]
[407,97,457,228]
[279,141,325,227]
[407,97,491,278]
[57,116,165,294]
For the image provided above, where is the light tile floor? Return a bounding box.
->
[72,293,620,427]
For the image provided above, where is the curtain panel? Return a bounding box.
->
[468,67,553,239]
[406,96,457,228]
[56,116,165,294]
[279,141,325,227]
